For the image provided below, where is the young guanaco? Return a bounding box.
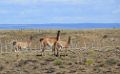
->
[13,36,33,52]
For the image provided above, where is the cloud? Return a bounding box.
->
[0,0,120,23]
[112,5,120,14]
[0,0,90,5]
[0,0,37,5]
[42,0,83,4]
[0,0,118,7]
[0,10,8,14]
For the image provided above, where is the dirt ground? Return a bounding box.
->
[0,29,120,74]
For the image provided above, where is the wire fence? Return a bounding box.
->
[0,39,119,54]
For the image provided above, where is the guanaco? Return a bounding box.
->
[39,30,60,55]
[13,36,33,52]
[54,36,71,56]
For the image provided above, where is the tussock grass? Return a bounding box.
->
[105,58,119,65]
[0,29,119,74]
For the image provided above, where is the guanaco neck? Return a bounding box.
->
[28,36,33,44]
[56,30,60,41]
[67,36,71,45]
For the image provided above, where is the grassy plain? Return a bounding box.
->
[0,29,120,74]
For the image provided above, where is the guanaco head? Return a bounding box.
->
[39,38,44,42]
[13,41,17,46]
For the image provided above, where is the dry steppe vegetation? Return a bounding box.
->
[0,29,120,74]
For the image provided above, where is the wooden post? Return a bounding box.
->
[5,40,7,53]
[0,40,2,53]
[83,39,87,49]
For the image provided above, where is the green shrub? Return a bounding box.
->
[105,58,119,65]
[85,59,94,65]
[53,59,62,66]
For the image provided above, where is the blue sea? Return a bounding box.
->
[0,23,120,30]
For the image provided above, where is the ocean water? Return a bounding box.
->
[0,23,120,30]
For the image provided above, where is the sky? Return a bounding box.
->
[0,0,120,24]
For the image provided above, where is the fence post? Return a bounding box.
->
[0,40,2,53]
[5,40,7,53]
[83,39,87,49]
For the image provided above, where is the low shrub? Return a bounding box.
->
[53,59,63,66]
[105,58,119,65]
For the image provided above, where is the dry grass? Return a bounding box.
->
[0,29,120,74]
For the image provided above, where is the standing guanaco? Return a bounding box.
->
[39,30,60,55]
[13,36,33,52]
[54,36,71,56]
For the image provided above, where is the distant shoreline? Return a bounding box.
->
[0,23,120,30]
[0,28,119,31]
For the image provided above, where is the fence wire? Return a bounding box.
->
[0,40,119,54]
